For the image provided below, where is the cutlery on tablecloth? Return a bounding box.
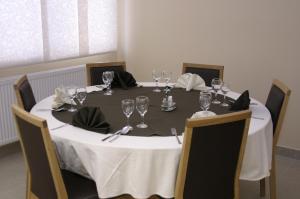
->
[37,106,67,112]
[102,126,130,142]
[102,130,121,141]
[50,123,69,131]
[109,126,133,143]
[171,128,181,144]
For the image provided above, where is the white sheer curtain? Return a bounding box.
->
[0,0,117,68]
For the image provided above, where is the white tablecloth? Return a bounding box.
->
[31,83,273,199]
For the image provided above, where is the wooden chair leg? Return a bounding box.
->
[260,178,266,197]
[26,170,30,199]
[269,160,277,199]
[269,153,277,199]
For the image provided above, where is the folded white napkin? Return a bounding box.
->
[175,73,206,91]
[52,86,71,109]
[191,111,216,119]
[86,85,103,93]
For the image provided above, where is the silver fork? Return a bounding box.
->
[50,123,69,131]
[171,128,181,144]
[102,130,121,141]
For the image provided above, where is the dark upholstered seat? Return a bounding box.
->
[175,110,251,199]
[12,105,99,199]
[14,75,36,112]
[260,79,291,199]
[86,62,126,86]
[182,63,224,86]
[62,170,98,199]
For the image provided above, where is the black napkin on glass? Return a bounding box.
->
[111,71,137,89]
[230,90,251,111]
[72,107,110,133]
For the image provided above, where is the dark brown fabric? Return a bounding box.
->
[184,120,246,199]
[111,71,137,89]
[53,87,235,137]
[90,66,125,85]
[265,85,285,134]
[16,115,57,199]
[19,79,36,112]
[62,170,99,199]
[72,107,110,133]
[230,90,250,111]
[185,67,220,86]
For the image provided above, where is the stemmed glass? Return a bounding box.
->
[136,96,149,128]
[221,82,230,107]
[152,70,161,92]
[199,91,212,116]
[102,71,114,95]
[66,86,78,112]
[76,88,87,106]
[211,78,223,104]
[121,99,135,128]
[162,71,172,87]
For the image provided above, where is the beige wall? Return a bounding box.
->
[119,0,300,149]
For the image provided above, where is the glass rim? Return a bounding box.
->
[122,99,135,103]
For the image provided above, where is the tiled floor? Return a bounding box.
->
[0,143,299,199]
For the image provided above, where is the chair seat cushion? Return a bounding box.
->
[62,170,99,199]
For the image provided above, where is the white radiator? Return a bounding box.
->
[0,65,86,146]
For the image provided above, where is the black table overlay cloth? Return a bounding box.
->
[52,87,235,137]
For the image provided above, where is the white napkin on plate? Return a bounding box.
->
[175,73,206,91]
[52,86,71,109]
[191,111,216,118]
[86,85,103,93]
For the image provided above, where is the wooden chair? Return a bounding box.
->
[12,105,99,199]
[260,79,291,199]
[175,110,251,199]
[14,75,36,112]
[86,62,126,86]
[182,63,224,86]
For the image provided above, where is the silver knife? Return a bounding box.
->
[102,130,121,141]
[50,123,69,131]
[171,128,182,144]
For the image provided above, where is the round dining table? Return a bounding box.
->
[31,82,273,199]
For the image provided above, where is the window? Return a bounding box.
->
[0,0,117,68]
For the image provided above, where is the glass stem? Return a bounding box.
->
[155,80,158,89]
[127,116,130,126]
[141,114,145,124]
[223,94,226,103]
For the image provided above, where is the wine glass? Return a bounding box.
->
[152,69,161,92]
[136,96,149,128]
[121,99,135,128]
[199,91,212,116]
[102,71,114,95]
[162,71,172,87]
[66,86,78,112]
[221,82,230,107]
[211,78,223,104]
[76,88,87,106]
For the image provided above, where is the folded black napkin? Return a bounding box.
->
[111,71,137,89]
[230,90,251,111]
[72,107,110,133]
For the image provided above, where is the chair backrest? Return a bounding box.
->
[12,105,67,199]
[175,110,251,199]
[182,63,224,86]
[265,79,291,146]
[14,75,36,112]
[86,61,126,86]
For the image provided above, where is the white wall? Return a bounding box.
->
[119,0,300,149]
